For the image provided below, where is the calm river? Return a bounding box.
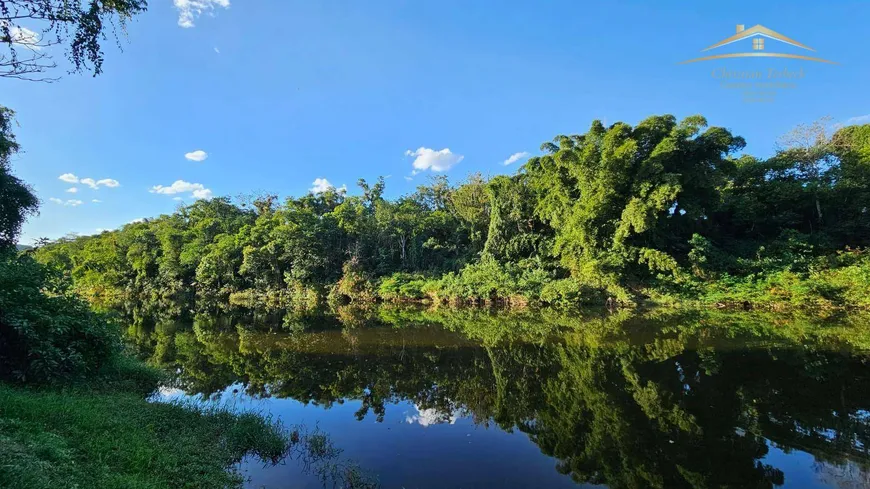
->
[133,306,870,488]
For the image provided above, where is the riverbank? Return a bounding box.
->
[0,357,290,489]
[221,251,870,313]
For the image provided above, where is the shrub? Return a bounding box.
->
[540,278,583,307]
[378,273,428,301]
[327,258,377,304]
[811,250,870,309]
[0,251,120,383]
[421,258,596,306]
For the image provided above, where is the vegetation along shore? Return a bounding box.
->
[29,116,870,313]
[1,2,869,486]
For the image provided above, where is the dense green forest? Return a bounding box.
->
[33,115,870,311]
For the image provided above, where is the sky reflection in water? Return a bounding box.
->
[143,307,870,489]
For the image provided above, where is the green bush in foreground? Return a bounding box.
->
[0,248,296,488]
[0,250,121,383]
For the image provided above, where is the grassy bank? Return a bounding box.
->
[0,358,289,489]
[0,248,290,488]
[0,251,379,489]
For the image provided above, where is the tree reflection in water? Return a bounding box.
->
[128,306,870,489]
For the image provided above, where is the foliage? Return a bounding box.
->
[30,116,870,311]
[526,116,743,296]
[0,107,38,246]
[0,0,148,81]
[0,250,120,383]
[378,272,428,301]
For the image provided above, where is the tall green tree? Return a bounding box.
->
[0,106,37,246]
[526,115,744,298]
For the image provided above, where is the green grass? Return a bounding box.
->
[0,360,290,489]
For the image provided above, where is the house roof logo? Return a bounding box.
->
[680,24,837,64]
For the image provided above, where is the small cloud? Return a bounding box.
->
[173,197,183,201]
[185,150,208,162]
[92,199,102,203]
[95,228,107,233]
[405,147,463,173]
[174,0,230,28]
[96,178,120,188]
[66,187,79,193]
[8,25,41,50]
[150,180,213,200]
[502,151,530,166]
[310,178,333,193]
[129,218,146,224]
[49,197,83,207]
[74,177,119,189]
[59,173,79,183]
[214,47,220,54]
[404,176,413,181]
[843,114,870,126]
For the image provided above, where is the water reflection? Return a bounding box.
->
[131,306,870,488]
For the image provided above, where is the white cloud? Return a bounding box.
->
[150,180,213,200]
[310,178,333,193]
[58,173,120,196]
[72,177,119,189]
[97,178,120,188]
[95,228,107,233]
[309,178,347,194]
[214,47,220,54]
[404,176,413,181]
[405,147,463,173]
[49,197,83,207]
[185,150,208,162]
[92,199,102,203]
[844,114,870,126]
[173,197,184,201]
[502,151,530,166]
[129,218,146,224]
[173,0,230,28]
[7,25,41,50]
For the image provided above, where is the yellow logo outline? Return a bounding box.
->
[680,24,837,64]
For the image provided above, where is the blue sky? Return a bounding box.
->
[4,0,868,243]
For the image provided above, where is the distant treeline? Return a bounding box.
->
[33,115,870,311]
